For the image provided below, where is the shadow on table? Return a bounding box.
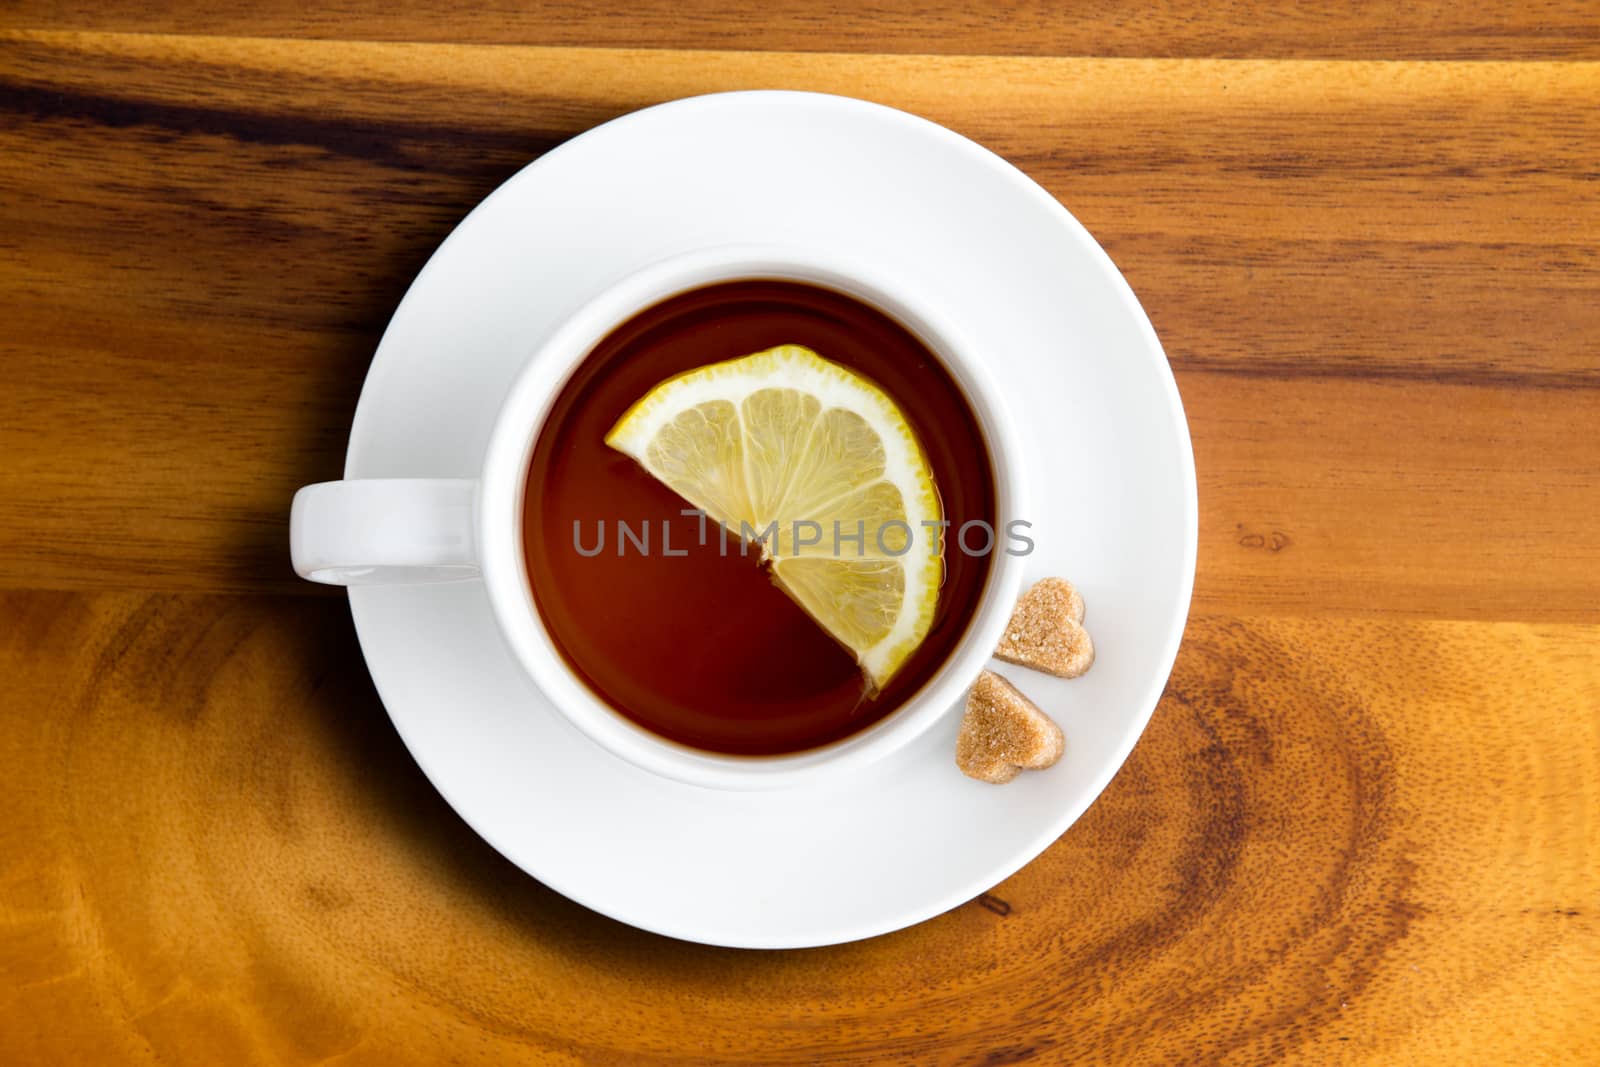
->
[214,138,561,596]
[285,599,853,975]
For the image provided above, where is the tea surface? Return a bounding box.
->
[523,281,996,754]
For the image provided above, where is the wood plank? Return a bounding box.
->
[1189,375,1600,621]
[2,592,1594,1062]
[4,0,1599,60]
[1,34,1597,616]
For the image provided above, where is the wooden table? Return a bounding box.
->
[3,6,1597,1063]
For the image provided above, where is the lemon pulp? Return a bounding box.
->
[605,344,943,688]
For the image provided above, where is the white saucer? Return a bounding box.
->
[345,91,1196,948]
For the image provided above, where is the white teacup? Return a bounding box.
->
[291,246,1030,790]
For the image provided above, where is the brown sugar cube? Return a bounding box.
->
[956,670,1065,784]
[995,577,1095,679]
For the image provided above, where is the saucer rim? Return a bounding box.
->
[345,90,1198,948]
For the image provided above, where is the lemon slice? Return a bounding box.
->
[605,344,943,688]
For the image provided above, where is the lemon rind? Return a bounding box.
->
[605,345,943,688]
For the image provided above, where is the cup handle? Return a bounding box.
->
[290,479,479,585]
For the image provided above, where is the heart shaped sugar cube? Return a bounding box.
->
[955,670,1065,784]
[995,577,1095,679]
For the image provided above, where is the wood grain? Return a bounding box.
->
[6,1,1600,60]
[1,594,1594,1064]
[2,32,1598,616]
[3,16,1598,1065]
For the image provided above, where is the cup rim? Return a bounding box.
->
[478,244,1030,790]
